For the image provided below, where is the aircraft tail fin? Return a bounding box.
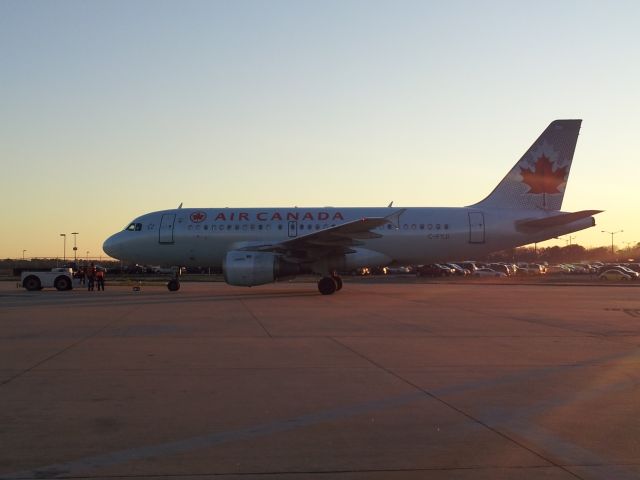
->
[469,119,582,211]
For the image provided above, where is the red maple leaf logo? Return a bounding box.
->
[520,155,568,194]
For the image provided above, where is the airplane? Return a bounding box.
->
[103,119,601,295]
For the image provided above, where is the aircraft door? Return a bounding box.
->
[468,212,485,243]
[288,221,298,237]
[159,214,176,244]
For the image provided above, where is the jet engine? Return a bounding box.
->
[223,251,301,286]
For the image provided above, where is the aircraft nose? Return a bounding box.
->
[103,233,123,259]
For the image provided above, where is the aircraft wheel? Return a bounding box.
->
[54,276,72,291]
[23,275,41,291]
[318,276,337,295]
[167,279,180,291]
[332,275,343,291]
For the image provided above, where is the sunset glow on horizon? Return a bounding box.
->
[1,1,638,261]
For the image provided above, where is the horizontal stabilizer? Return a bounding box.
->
[516,210,603,232]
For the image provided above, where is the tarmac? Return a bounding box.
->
[1,279,640,479]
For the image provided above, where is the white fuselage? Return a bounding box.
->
[103,206,594,267]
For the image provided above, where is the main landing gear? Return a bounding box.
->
[166,266,182,291]
[317,274,343,295]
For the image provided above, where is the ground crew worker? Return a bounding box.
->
[96,268,105,291]
[87,264,96,291]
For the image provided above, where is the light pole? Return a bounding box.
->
[566,235,575,246]
[86,251,90,263]
[601,230,623,256]
[71,232,79,262]
[60,233,67,261]
[22,249,27,260]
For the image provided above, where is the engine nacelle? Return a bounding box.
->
[223,251,301,286]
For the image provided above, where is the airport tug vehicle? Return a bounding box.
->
[21,268,74,291]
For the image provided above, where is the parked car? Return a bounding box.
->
[599,270,632,281]
[457,262,479,275]
[517,263,546,275]
[386,266,413,274]
[618,266,640,279]
[351,267,371,276]
[598,265,639,279]
[569,264,590,274]
[416,264,453,277]
[488,263,511,276]
[473,268,507,278]
[547,265,571,275]
[369,266,390,275]
[627,263,640,273]
[445,263,470,276]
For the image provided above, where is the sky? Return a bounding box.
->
[1,0,638,260]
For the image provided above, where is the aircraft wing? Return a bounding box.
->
[237,209,405,260]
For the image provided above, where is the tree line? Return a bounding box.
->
[487,242,640,264]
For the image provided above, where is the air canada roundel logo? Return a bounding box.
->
[190,211,207,223]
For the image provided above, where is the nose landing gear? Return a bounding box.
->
[166,266,182,291]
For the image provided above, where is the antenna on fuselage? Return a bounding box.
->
[387,201,393,207]
[177,202,183,209]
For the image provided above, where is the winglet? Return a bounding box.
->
[385,208,406,229]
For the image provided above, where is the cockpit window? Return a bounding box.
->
[125,223,143,231]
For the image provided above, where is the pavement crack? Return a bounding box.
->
[0,306,142,388]
[329,337,585,480]
[238,299,273,338]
